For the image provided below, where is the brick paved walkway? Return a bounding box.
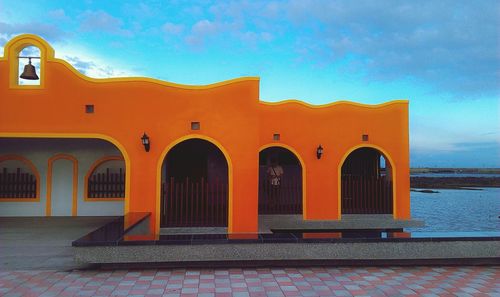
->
[1,266,499,297]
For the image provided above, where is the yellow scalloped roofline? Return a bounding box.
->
[1,34,260,90]
[260,99,408,108]
[52,57,260,89]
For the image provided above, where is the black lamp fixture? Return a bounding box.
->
[316,145,323,159]
[141,132,150,152]
[19,56,40,80]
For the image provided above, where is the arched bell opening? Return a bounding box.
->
[18,46,41,86]
[258,147,303,215]
[341,147,393,214]
[160,139,229,228]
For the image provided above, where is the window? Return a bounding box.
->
[0,156,39,200]
[86,157,125,199]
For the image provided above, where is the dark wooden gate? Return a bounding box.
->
[341,175,393,214]
[0,168,36,198]
[87,168,125,198]
[258,165,302,214]
[161,177,228,227]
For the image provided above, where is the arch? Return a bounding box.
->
[0,154,40,201]
[337,144,397,219]
[46,154,78,216]
[84,156,125,201]
[156,134,233,231]
[258,143,306,218]
[0,133,131,214]
[1,34,54,89]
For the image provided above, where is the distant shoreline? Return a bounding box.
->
[410,176,500,190]
[410,168,500,174]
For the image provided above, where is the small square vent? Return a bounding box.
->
[85,105,94,113]
[191,122,200,130]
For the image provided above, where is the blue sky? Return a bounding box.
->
[1,0,499,167]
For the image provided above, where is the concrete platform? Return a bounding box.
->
[72,213,499,266]
[0,217,116,270]
[258,214,425,233]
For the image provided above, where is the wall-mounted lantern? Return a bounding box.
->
[19,56,40,80]
[141,132,150,152]
[316,145,323,159]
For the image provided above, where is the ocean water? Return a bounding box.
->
[407,187,500,232]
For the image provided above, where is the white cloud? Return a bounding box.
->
[55,46,140,78]
[191,20,218,35]
[123,2,155,19]
[162,22,184,35]
[186,0,499,97]
[48,9,70,22]
[185,19,220,47]
[0,21,67,42]
[79,10,133,37]
[281,0,500,97]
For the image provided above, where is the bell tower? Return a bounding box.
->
[2,34,55,89]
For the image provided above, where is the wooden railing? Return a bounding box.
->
[341,175,392,214]
[88,168,125,198]
[259,173,302,215]
[161,177,228,227]
[0,168,37,198]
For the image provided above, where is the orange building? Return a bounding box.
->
[0,34,410,234]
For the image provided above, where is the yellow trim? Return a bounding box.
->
[84,156,125,201]
[0,155,41,202]
[260,99,408,109]
[156,134,233,233]
[1,34,259,90]
[337,144,397,220]
[258,143,308,219]
[46,154,78,216]
[0,133,131,214]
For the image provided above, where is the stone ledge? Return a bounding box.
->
[75,240,500,264]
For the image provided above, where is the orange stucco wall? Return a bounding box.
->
[0,34,410,233]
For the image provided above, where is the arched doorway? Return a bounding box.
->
[341,147,393,214]
[47,154,78,216]
[160,139,228,227]
[259,147,302,214]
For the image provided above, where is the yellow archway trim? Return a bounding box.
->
[0,154,41,202]
[258,143,308,219]
[46,154,78,216]
[156,134,234,232]
[260,99,408,109]
[84,156,125,201]
[0,133,131,215]
[337,144,397,220]
[1,34,259,90]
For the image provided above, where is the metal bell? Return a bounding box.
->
[20,58,39,80]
